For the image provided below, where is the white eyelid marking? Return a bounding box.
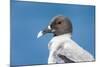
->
[48,25,51,30]
[52,29,56,32]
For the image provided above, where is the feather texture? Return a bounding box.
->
[48,33,94,64]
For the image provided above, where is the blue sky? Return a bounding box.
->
[11,1,95,66]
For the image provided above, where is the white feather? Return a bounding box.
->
[48,33,94,64]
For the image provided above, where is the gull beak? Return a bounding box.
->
[37,25,52,38]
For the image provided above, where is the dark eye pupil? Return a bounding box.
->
[58,21,62,24]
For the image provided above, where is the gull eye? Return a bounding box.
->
[57,21,62,24]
